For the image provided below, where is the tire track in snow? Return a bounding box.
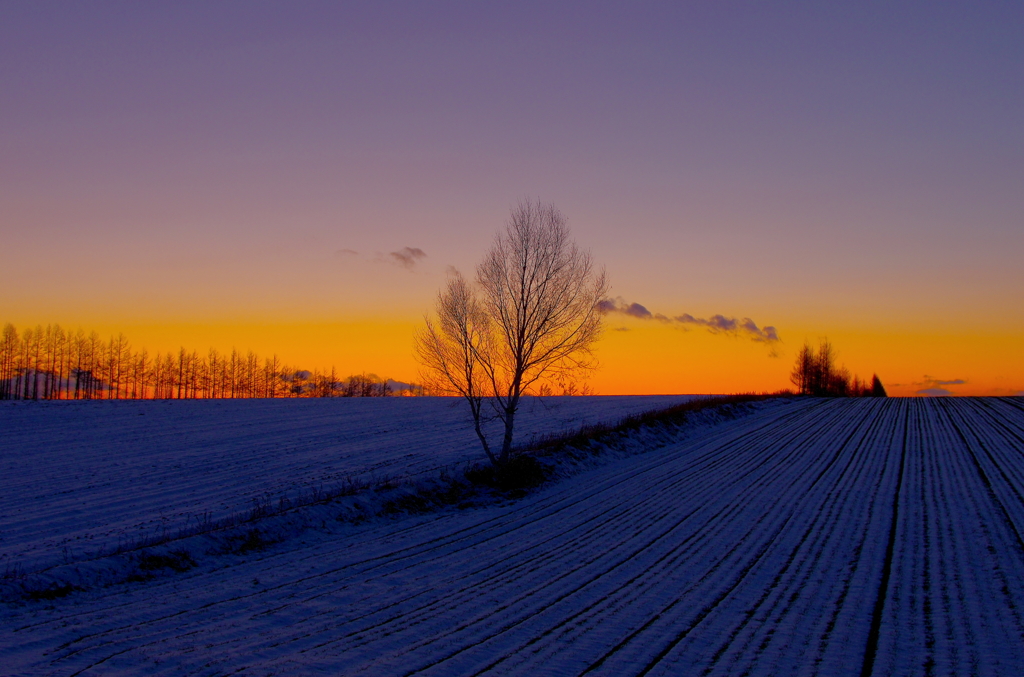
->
[619,400,893,677]
[936,400,1024,653]
[709,399,904,677]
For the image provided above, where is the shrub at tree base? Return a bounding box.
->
[465,455,547,491]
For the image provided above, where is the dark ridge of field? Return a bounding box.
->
[4,397,1024,676]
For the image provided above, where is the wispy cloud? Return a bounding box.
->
[343,246,428,271]
[598,297,781,345]
[389,247,427,269]
[675,314,780,344]
[916,375,967,388]
[597,299,654,320]
[900,375,966,396]
[917,388,953,397]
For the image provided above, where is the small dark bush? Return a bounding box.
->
[497,455,545,490]
[25,583,78,601]
[466,455,546,491]
[382,494,431,514]
[464,464,496,487]
[139,549,195,572]
[432,482,468,506]
[236,528,274,554]
[382,481,473,515]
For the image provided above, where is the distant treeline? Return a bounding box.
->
[0,322,419,401]
[790,339,886,397]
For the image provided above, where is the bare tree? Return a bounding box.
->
[417,270,496,462]
[0,324,17,399]
[417,201,608,468]
[790,343,814,395]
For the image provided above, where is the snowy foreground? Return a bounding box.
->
[4,397,1024,675]
[0,395,685,576]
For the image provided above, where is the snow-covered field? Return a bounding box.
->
[4,396,1024,675]
[0,395,689,577]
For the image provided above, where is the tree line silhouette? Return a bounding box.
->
[0,322,408,401]
[790,339,886,397]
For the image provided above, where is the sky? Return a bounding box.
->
[2,2,1022,396]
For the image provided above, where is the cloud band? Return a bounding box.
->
[597,297,780,344]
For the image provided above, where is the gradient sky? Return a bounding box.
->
[3,2,1022,395]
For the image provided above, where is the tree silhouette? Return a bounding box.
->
[417,201,607,468]
[790,339,885,397]
[0,319,407,401]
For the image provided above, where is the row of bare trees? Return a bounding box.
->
[0,322,403,400]
[790,339,886,397]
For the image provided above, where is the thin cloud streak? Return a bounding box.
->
[598,297,781,345]
[338,246,428,270]
[389,247,427,269]
[916,376,967,388]
[893,376,968,395]
[917,388,954,397]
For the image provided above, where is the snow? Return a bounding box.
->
[4,396,1024,675]
[0,396,690,578]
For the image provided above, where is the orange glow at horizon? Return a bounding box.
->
[592,320,1024,397]
[4,314,1020,397]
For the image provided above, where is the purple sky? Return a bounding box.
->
[2,2,1022,392]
